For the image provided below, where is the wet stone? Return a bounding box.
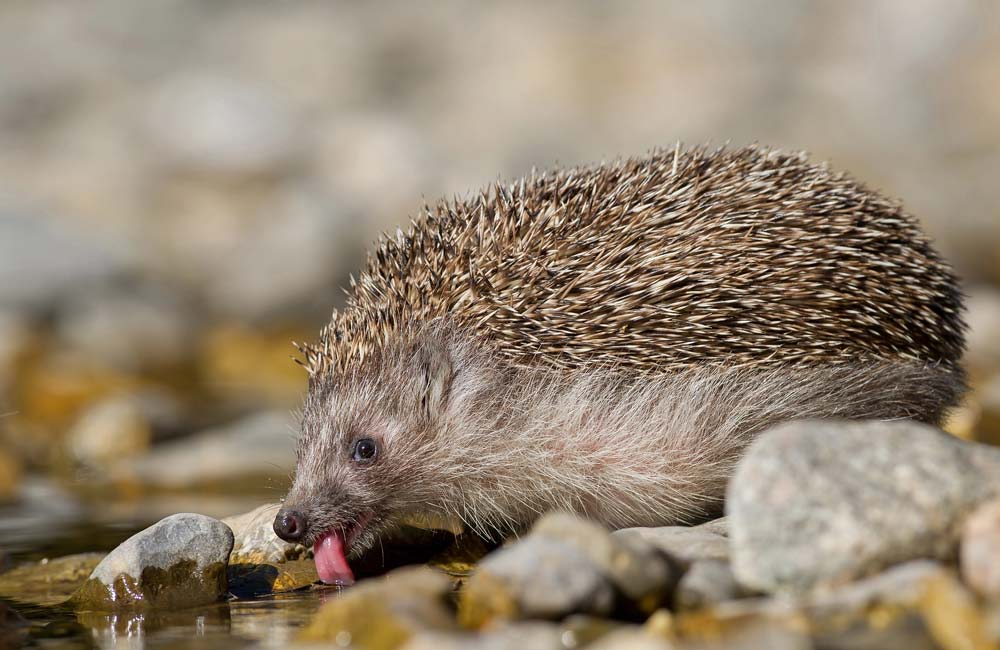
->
[0,553,104,607]
[960,497,1000,599]
[299,566,455,648]
[728,419,1000,594]
[227,559,317,598]
[459,535,615,628]
[72,513,233,610]
[222,503,307,565]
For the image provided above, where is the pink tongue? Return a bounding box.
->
[314,530,355,586]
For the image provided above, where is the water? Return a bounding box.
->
[0,487,332,649]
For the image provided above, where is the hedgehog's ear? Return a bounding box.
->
[414,335,454,420]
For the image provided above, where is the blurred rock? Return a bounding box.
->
[0,552,104,607]
[201,325,310,407]
[0,448,21,503]
[965,286,1000,379]
[74,513,233,610]
[299,566,455,645]
[531,512,678,611]
[613,523,729,566]
[117,410,296,489]
[190,186,349,323]
[0,212,132,312]
[66,395,151,469]
[57,285,197,372]
[675,559,747,611]
[728,420,1000,594]
[222,503,308,565]
[0,310,32,396]
[960,498,1000,599]
[459,536,615,627]
[143,73,304,179]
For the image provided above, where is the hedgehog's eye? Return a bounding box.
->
[351,438,378,464]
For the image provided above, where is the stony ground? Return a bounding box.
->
[1,2,999,648]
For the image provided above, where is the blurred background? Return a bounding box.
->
[1,1,999,559]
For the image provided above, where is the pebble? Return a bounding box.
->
[222,503,308,565]
[459,536,615,627]
[612,524,729,565]
[0,553,104,607]
[960,497,1000,599]
[299,566,455,645]
[728,419,1000,594]
[674,559,747,610]
[531,512,678,609]
[73,513,233,610]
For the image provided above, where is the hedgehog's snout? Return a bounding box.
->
[273,507,308,543]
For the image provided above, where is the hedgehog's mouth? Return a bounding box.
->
[313,513,373,586]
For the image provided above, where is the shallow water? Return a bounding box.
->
[1,494,333,649]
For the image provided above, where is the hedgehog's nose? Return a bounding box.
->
[273,508,308,543]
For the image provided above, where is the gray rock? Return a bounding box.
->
[143,73,303,178]
[960,497,1000,599]
[57,286,197,372]
[461,536,615,624]
[612,525,729,565]
[0,212,132,312]
[75,513,233,609]
[697,517,729,537]
[675,559,747,610]
[117,411,296,489]
[728,419,1000,593]
[222,503,308,564]
[531,512,678,607]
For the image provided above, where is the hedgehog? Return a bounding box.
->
[273,144,966,585]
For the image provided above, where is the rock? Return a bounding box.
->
[459,536,615,628]
[66,396,152,469]
[612,524,729,566]
[201,326,311,406]
[116,411,296,489]
[675,559,747,610]
[728,419,1000,593]
[960,498,1000,599]
[56,286,197,372]
[531,512,678,610]
[0,553,104,607]
[222,503,308,565]
[697,517,729,537]
[0,212,132,312]
[0,310,31,395]
[227,559,318,598]
[0,448,21,503]
[73,513,233,610]
[299,566,455,646]
[143,73,303,178]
